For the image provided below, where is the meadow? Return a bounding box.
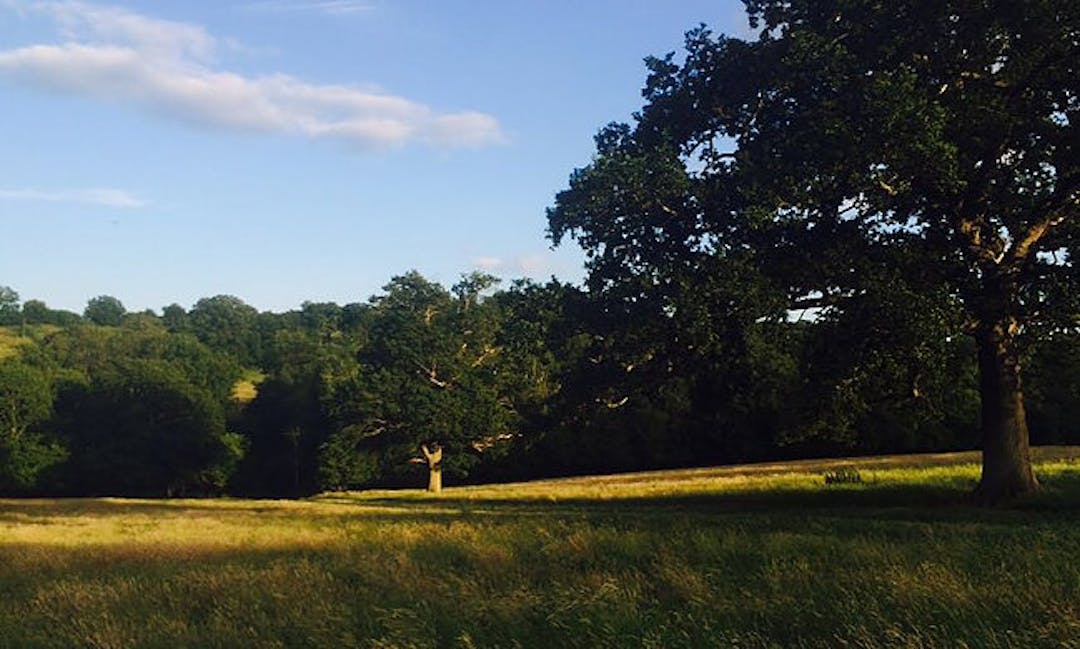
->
[1,448,1079,648]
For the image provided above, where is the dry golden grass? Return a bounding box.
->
[1,448,1078,648]
[322,446,1080,504]
[230,369,265,404]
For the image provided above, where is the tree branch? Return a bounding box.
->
[415,361,451,388]
[1005,204,1075,272]
[470,345,499,368]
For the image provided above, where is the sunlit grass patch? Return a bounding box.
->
[322,446,1080,507]
[230,369,265,404]
[1,448,1079,647]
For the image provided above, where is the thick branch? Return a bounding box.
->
[1005,205,1075,272]
[420,443,443,465]
[956,216,1006,266]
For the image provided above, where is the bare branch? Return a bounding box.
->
[599,396,629,409]
[415,361,451,388]
[470,345,499,368]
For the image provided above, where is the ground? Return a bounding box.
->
[1,448,1079,648]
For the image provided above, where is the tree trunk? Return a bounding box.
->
[427,464,442,493]
[973,320,1039,504]
[421,444,443,494]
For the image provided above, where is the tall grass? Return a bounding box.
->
[1,449,1079,648]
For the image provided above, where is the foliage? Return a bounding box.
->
[0,286,18,326]
[0,360,52,441]
[83,295,126,326]
[21,300,81,326]
[1026,331,1080,445]
[0,432,67,493]
[51,359,237,496]
[320,272,517,489]
[0,360,64,492]
[188,294,263,365]
[548,0,1079,499]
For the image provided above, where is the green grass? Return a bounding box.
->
[2,448,1080,648]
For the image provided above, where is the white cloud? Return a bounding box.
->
[0,187,146,208]
[472,256,504,271]
[471,253,561,276]
[0,1,505,150]
[517,254,550,274]
[42,1,217,62]
[242,1,373,16]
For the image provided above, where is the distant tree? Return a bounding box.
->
[0,361,51,441]
[0,286,19,325]
[233,325,359,496]
[0,360,66,493]
[122,310,165,332]
[20,300,48,325]
[188,295,261,365]
[19,300,81,327]
[549,1,1079,502]
[322,272,516,493]
[299,302,344,341]
[83,295,126,326]
[161,303,189,333]
[52,359,241,496]
[1026,332,1080,445]
[28,324,241,403]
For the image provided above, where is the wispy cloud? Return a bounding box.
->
[517,254,549,274]
[471,253,559,276]
[0,187,146,208]
[242,1,373,16]
[471,256,504,271]
[0,1,505,150]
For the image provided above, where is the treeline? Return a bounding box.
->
[0,275,1077,497]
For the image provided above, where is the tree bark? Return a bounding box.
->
[421,444,443,494]
[973,319,1039,504]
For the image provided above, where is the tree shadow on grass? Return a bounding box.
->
[1,463,1078,528]
[321,467,1080,525]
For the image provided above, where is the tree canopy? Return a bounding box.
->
[549,0,1078,502]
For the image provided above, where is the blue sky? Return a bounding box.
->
[0,0,747,313]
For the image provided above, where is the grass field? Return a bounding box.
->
[2,448,1079,648]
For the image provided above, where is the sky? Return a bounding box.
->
[0,0,748,313]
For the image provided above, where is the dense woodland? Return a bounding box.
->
[0,276,1076,498]
[1,0,1077,500]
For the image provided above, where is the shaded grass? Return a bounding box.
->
[1,449,1079,647]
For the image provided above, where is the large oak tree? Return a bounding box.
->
[321,272,517,493]
[549,0,1078,502]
